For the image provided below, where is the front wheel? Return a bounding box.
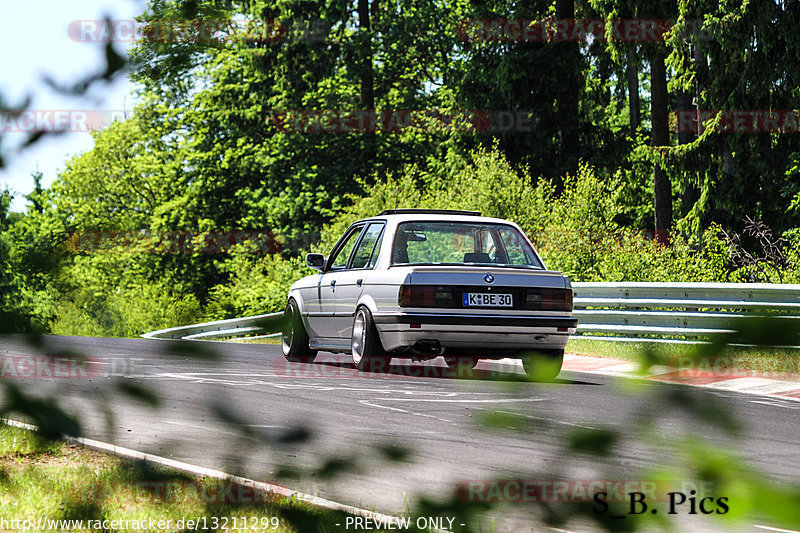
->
[282,300,317,363]
[520,349,563,382]
[352,307,387,372]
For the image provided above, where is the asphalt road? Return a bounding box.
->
[1,334,799,532]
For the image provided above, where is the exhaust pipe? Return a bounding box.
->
[412,340,442,356]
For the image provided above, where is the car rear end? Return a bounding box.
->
[367,215,576,358]
[373,266,575,357]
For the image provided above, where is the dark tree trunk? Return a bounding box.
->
[626,45,641,131]
[650,48,672,243]
[358,0,374,110]
[358,0,375,162]
[556,0,580,174]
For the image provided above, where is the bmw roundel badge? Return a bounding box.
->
[484,273,494,284]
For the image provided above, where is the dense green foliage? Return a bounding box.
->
[2,7,800,532]
[2,0,800,336]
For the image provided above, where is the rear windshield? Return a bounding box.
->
[392,221,543,268]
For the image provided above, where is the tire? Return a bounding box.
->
[351,307,387,372]
[520,349,564,381]
[444,357,478,370]
[282,300,317,363]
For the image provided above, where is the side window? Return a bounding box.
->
[329,225,364,270]
[351,223,385,269]
[367,228,384,268]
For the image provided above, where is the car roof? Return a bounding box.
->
[353,209,518,226]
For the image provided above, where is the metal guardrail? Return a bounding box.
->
[142,313,283,340]
[142,282,800,346]
[572,282,800,345]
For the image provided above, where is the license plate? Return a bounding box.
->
[463,293,513,307]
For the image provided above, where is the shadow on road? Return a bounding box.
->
[306,357,596,385]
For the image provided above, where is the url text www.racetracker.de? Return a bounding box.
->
[0,516,282,531]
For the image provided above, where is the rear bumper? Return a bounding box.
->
[372,312,577,353]
[373,313,577,328]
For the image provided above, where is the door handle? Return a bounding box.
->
[356,279,363,286]
[330,280,336,287]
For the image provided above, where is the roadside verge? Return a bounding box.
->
[560,353,800,402]
[478,354,800,402]
[2,418,416,531]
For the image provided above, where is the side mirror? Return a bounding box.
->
[305,253,326,271]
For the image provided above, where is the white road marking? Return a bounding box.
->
[157,372,475,394]
[359,400,454,424]
[155,372,275,379]
[357,396,550,424]
[490,409,598,430]
[159,420,246,438]
[580,362,642,375]
[555,355,800,404]
[277,384,463,395]
[158,372,535,415]
[754,525,800,533]
[375,397,551,403]
[705,378,798,392]
[749,400,800,410]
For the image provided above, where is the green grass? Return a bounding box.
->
[0,424,392,533]
[566,338,800,377]
[0,424,61,455]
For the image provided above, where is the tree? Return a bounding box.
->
[668,0,800,236]
[555,0,581,174]
[650,45,671,243]
[129,0,471,240]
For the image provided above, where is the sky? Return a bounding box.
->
[0,0,146,211]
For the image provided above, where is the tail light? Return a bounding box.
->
[399,285,453,307]
[525,288,572,311]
